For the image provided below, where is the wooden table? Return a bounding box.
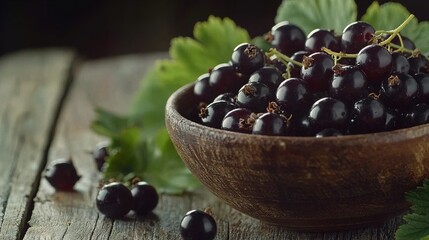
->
[0,49,404,239]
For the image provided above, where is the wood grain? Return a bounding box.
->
[0,49,407,239]
[0,49,76,240]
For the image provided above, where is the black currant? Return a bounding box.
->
[408,55,429,75]
[131,181,159,215]
[380,73,418,110]
[341,21,375,53]
[403,103,429,128]
[199,100,237,128]
[308,97,349,133]
[180,209,217,240]
[305,29,340,53]
[44,158,81,191]
[194,73,215,103]
[236,82,273,112]
[287,50,310,78]
[391,52,410,74]
[209,63,245,95]
[330,65,368,105]
[415,73,429,103]
[221,108,254,134]
[248,65,284,92]
[301,52,334,93]
[356,44,392,86]
[93,142,109,171]
[384,108,402,131]
[213,92,236,104]
[276,78,310,115]
[252,112,288,136]
[96,182,133,219]
[349,95,386,134]
[267,21,306,56]
[231,43,265,75]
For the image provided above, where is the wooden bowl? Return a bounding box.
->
[165,83,429,231]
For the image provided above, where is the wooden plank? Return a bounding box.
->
[23,52,168,240]
[23,51,404,239]
[0,49,76,240]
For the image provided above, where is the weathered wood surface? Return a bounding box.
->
[0,49,76,240]
[0,49,406,239]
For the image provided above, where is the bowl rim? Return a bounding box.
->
[166,82,429,144]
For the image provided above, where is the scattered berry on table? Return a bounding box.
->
[96,182,133,219]
[131,181,159,215]
[180,209,217,240]
[93,142,109,171]
[44,158,81,191]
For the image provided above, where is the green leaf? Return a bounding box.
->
[131,16,250,137]
[395,213,429,240]
[103,127,147,179]
[395,180,429,240]
[91,108,133,137]
[406,180,429,215]
[275,0,357,35]
[361,2,429,53]
[92,16,250,194]
[141,128,200,194]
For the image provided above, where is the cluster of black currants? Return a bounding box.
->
[44,144,217,240]
[193,16,429,137]
[91,144,160,219]
[96,181,159,219]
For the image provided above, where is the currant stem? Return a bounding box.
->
[267,48,303,67]
[379,14,415,46]
[389,42,415,55]
[321,47,358,59]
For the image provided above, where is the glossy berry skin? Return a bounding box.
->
[315,128,342,137]
[408,55,429,75]
[231,43,265,75]
[199,100,236,128]
[391,35,416,51]
[308,97,348,133]
[403,103,429,128]
[180,210,217,240]
[305,29,340,53]
[248,65,284,92]
[384,109,401,131]
[221,108,254,134]
[131,181,159,215]
[330,65,368,105]
[415,73,429,103]
[194,73,214,103]
[287,50,310,78]
[276,78,310,115]
[236,82,273,112]
[209,63,245,95]
[269,21,306,56]
[44,159,81,191]
[356,44,392,86]
[348,96,386,134]
[213,92,236,104]
[341,21,375,53]
[391,52,410,74]
[252,112,287,136]
[301,52,334,93]
[380,73,418,110]
[96,182,133,219]
[93,142,109,171]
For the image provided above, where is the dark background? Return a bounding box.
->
[0,0,427,59]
